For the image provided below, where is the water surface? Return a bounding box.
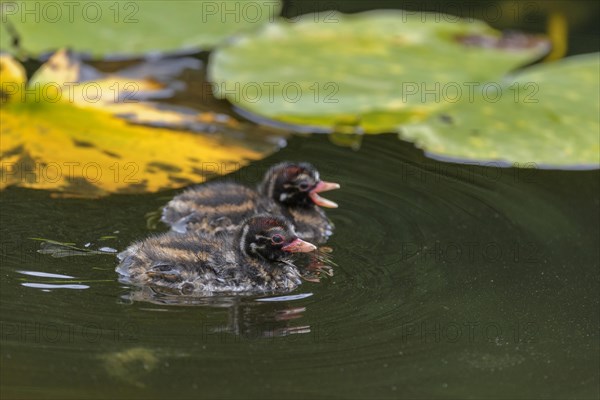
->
[1,134,598,399]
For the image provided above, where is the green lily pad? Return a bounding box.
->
[0,0,281,58]
[401,53,600,168]
[209,10,549,133]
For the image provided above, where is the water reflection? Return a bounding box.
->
[16,270,75,279]
[120,286,312,338]
[21,283,90,290]
[17,269,90,290]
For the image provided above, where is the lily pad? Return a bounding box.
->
[209,10,549,133]
[0,0,281,58]
[0,53,279,197]
[401,53,600,168]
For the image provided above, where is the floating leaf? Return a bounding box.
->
[0,100,265,195]
[32,236,117,257]
[209,10,549,133]
[0,53,281,196]
[1,0,282,58]
[400,53,600,168]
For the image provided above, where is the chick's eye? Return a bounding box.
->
[271,234,284,244]
[298,182,310,191]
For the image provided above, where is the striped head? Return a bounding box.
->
[239,215,316,261]
[259,162,340,209]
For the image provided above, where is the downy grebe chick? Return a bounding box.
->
[161,182,261,235]
[258,162,339,243]
[161,162,340,243]
[116,215,316,295]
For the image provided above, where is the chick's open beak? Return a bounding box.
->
[309,181,340,208]
[282,238,317,253]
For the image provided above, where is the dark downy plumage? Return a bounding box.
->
[161,183,262,234]
[116,215,317,295]
[161,162,340,243]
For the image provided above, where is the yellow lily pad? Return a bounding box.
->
[0,100,262,196]
[0,53,277,197]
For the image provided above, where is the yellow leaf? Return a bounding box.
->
[0,53,283,197]
[0,101,262,196]
[0,53,26,101]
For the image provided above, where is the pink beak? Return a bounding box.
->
[282,238,317,253]
[309,181,340,208]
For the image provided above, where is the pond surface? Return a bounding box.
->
[1,133,598,399]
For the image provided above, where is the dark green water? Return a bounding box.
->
[2,1,600,397]
[1,134,598,399]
